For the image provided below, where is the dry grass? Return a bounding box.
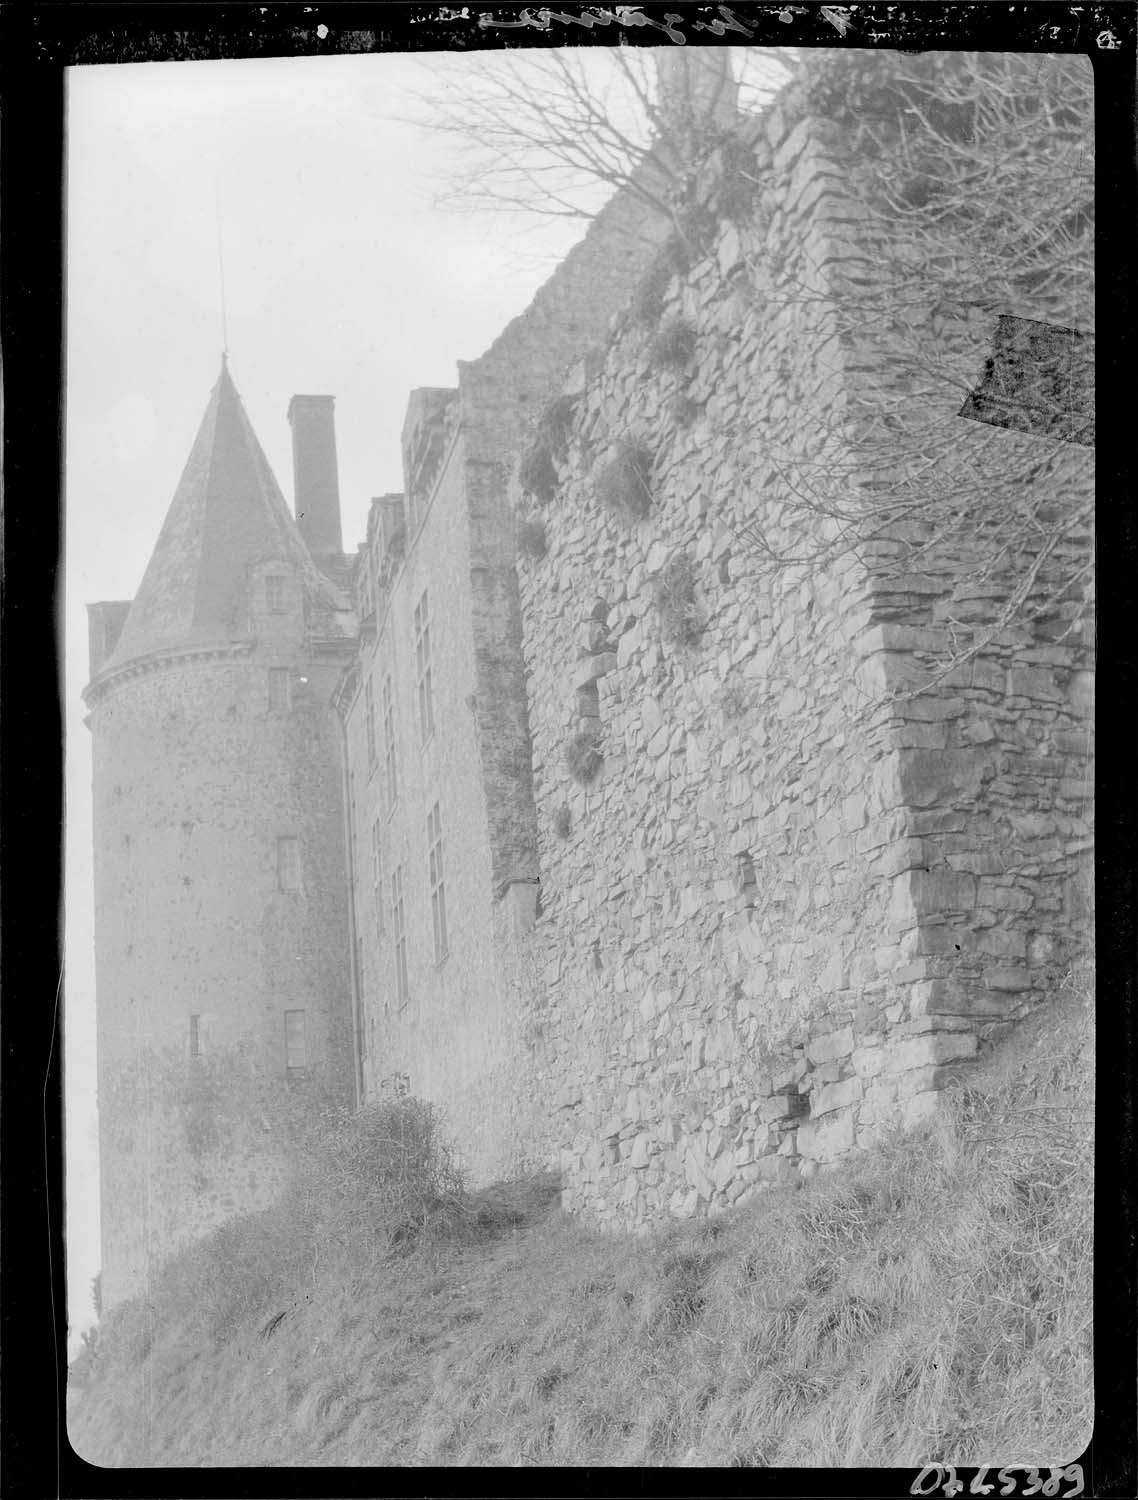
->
[564,725,604,786]
[596,441,654,524]
[649,316,697,371]
[69,989,1092,1470]
[654,552,703,649]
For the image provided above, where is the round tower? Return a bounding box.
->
[83,361,357,1314]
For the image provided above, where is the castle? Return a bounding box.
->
[85,50,1094,1313]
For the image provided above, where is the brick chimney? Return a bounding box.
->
[287,394,343,559]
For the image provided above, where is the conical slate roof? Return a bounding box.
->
[103,360,342,673]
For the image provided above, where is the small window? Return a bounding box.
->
[382,674,398,810]
[392,864,409,1009]
[427,801,448,964]
[365,677,377,772]
[284,1009,307,1076]
[413,590,435,744]
[268,668,291,712]
[277,835,300,891]
[189,1014,201,1059]
[265,575,287,613]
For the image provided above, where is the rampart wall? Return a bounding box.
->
[494,82,1094,1227]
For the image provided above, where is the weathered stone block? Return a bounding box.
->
[796,1110,855,1164]
[805,1026,854,1066]
[812,1076,863,1116]
[888,1031,978,1074]
[897,750,987,809]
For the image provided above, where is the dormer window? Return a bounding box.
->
[266,575,287,613]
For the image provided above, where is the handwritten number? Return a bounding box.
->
[971,1468,994,1495]
[1023,1469,1044,1496]
[1061,1464,1084,1497]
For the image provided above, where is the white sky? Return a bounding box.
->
[64,47,621,1349]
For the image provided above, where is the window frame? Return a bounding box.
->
[365,676,378,772]
[382,672,399,813]
[426,800,449,965]
[413,589,435,745]
[268,667,291,713]
[265,574,287,614]
[391,863,409,1010]
[284,1008,307,1077]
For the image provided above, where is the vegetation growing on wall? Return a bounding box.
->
[535,393,578,459]
[653,552,703,649]
[516,515,549,561]
[517,441,559,506]
[596,441,653,524]
[564,724,604,786]
[649,316,697,371]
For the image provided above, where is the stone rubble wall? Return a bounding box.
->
[498,88,1093,1226]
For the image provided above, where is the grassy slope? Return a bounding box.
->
[69,984,1093,1469]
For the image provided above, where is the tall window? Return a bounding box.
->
[365,677,377,771]
[284,1009,307,1076]
[276,835,299,891]
[391,865,409,1009]
[427,801,449,964]
[371,817,384,939]
[382,673,398,810]
[413,589,435,743]
[265,575,287,613]
[268,668,291,712]
[189,1014,201,1059]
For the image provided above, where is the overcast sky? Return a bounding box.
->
[64,46,628,1347]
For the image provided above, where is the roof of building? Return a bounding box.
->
[101,359,349,675]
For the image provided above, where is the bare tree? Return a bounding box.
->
[409,47,1093,674]
[402,46,795,232]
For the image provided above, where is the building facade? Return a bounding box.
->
[86,50,1094,1305]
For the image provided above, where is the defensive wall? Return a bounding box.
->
[482,58,1095,1226]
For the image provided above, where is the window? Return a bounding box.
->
[392,864,409,1009]
[382,673,398,810]
[189,1014,201,1059]
[427,801,449,963]
[413,589,435,743]
[284,1009,307,1076]
[365,677,377,772]
[277,835,299,891]
[371,817,384,939]
[268,668,291,712]
[265,575,287,613]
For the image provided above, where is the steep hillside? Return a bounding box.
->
[69,981,1092,1469]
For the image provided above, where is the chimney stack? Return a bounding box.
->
[287,394,343,559]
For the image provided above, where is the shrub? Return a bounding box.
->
[518,441,559,505]
[715,138,761,222]
[669,393,701,429]
[553,804,572,840]
[653,553,703,649]
[596,441,654,524]
[299,1097,467,1262]
[516,516,548,561]
[535,394,578,459]
[565,724,604,785]
[650,316,697,371]
[629,257,673,327]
